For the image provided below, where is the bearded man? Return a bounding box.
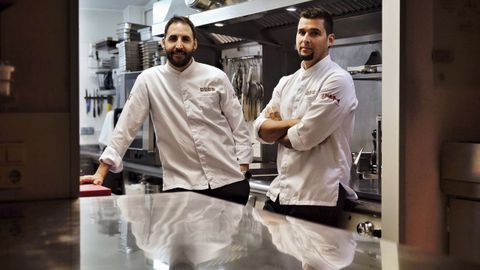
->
[81,16,253,205]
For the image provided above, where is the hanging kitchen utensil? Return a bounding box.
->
[242,64,256,121]
[104,70,113,90]
[85,89,90,114]
[99,95,103,115]
[254,64,262,119]
[231,70,240,98]
[236,64,244,98]
[97,89,101,116]
[255,81,264,118]
[106,95,113,112]
[254,64,264,119]
[93,90,96,118]
[244,64,253,97]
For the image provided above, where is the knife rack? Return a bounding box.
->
[84,95,109,101]
[84,92,114,117]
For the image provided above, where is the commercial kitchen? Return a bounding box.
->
[1,0,480,269]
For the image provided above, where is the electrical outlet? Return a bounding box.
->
[0,166,24,189]
[0,143,25,189]
[80,127,95,135]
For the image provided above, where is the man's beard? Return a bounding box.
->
[166,49,194,68]
[298,51,314,61]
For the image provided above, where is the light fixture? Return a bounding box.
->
[214,22,224,27]
[286,6,297,12]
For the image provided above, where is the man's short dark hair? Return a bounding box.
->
[164,16,197,40]
[300,8,333,35]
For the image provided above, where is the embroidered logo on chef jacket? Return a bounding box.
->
[321,93,341,106]
[304,90,317,97]
[199,87,216,92]
[304,89,316,96]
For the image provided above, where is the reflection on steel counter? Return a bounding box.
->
[253,209,356,270]
[116,192,359,269]
[6,192,480,269]
[117,192,263,268]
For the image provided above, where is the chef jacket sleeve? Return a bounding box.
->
[288,72,357,151]
[253,76,288,144]
[219,73,253,164]
[99,73,151,173]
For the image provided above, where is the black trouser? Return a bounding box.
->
[263,184,346,227]
[163,179,250,205]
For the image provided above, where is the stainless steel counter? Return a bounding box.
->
[80,145,380,215]
[81,145,164,178]
[1,192,478,269]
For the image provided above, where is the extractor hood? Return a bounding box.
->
[152,0,199,28]
[152,0,381,47]
[152,0,318,36]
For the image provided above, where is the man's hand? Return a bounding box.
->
[79,161,111,186]
[80,174,104,185]
[240,164,251,179]
[266,105,282,121]
[240,164,249,173]
[278,134,293,149]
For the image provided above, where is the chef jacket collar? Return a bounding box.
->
[165,58,196,75]
[300,54,331,76]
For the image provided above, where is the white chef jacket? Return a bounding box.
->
[254,55,358,206]
[100,59,253,190]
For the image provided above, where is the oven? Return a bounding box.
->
[114,71,159,166]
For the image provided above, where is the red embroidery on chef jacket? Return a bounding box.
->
[321,93,340,106]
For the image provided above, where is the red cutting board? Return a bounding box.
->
[80,184,111,197]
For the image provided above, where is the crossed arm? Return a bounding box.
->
[258,106,300,148]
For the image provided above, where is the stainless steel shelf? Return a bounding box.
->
[352,73,382,80]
